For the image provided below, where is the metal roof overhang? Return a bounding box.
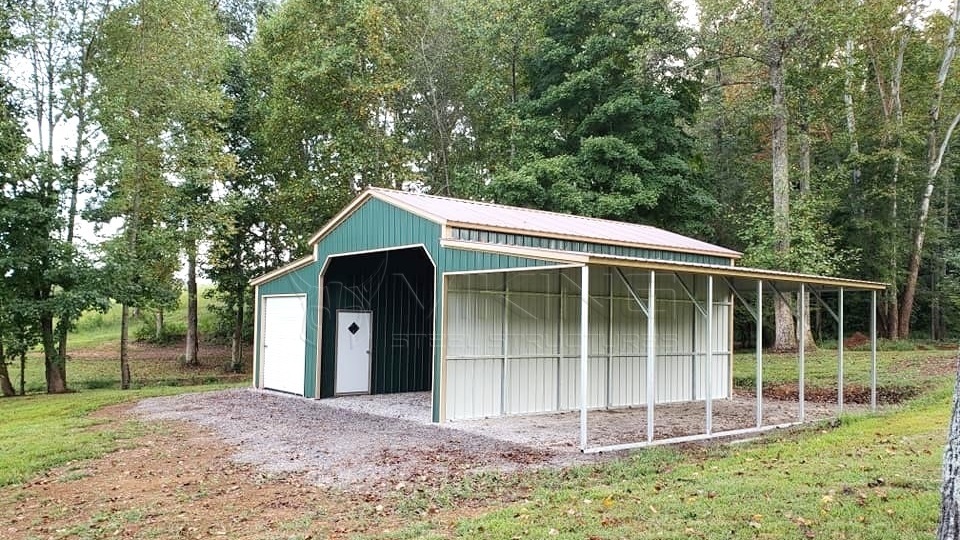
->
[441,239,886,293]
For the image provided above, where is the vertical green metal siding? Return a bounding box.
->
[257,194,566,412]
[256,263,320,396]
[450,227,735,266]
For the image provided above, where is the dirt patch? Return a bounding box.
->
[843,332,870,349]
[73,339,237,362]
[0,407,488,540]
[762,383,920,404]
[0,389,878,539]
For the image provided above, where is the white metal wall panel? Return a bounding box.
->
[446,291,503,358]
[657,354,695,403]
[609,355,644,406]
[505,357,559,414]
[507,293,558,357]
[261,295,307,395]
[446,358,501,419]
[558,356,608,409]
[444,267,734,420]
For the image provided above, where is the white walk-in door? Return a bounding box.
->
[261,295,307,395]
[335,310,373,395]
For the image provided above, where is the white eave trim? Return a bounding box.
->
[249,255,314,287]
[307,188,448,247]
[439,239,886,292]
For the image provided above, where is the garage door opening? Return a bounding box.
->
[319,246,435,398]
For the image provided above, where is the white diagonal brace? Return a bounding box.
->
[809,288,840,324]
[615,267,649,317]
[674,273,708,318]
[722,276,758,321]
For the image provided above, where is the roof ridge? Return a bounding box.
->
[368,186,662,231]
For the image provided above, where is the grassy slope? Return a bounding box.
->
[440,392,948,539]
[733,348,955,392]
[69,288,221,349]
[380,348,957,540]
[11,287,248,393]
[0,386,235,487]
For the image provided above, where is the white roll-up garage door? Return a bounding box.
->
[261,295,307,395]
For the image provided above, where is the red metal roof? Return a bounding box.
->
[369,188,742,259]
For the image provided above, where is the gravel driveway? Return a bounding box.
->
[133,388,854,490]
[133,389,579,491]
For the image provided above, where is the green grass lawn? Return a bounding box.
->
[1,336,954,539]
[0,385,237,487]
[69,287,222,349]
[733,347,957,396]
[429,387,951,539]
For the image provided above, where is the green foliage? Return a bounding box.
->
[488,0,716,235]
[133,321,186,345]
[91,0,230,312]
[250,0,419,253]
[735,190,858,275]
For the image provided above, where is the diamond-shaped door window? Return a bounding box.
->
[347,322,360,335]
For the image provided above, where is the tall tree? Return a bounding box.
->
[0,7,32,396]
[490,0,715,234]
[10,0,107,390]
[900,0,960,338]
[93,0,229,387]
[251,0,420,255]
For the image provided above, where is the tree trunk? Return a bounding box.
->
[937,354,960,539]
[231,284,244,373]
[155,309,164,341]
[41,312,67,393]
[799,123,811,193]
[773,296,797,352]
[763,0,796,351]
[185,242,199,367]
[19,351,25,396]
[0,341,15,397]
[843,38,861,198]
[120,304,131,389]
[900,0,960,339]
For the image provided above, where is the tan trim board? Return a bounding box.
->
[306,191,373,245]
[369,189,448,226]
[586,255,887,291]
[442,240,884,290]
[444,220,742,260]
[442,263,582,276]
[250,255,314,287]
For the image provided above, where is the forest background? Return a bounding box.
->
[1,0,959,394]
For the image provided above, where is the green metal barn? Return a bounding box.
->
[251,187,885,452]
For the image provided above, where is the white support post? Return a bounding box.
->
[799,283,806,423]
[646,271,656,442]
[579,265,590,451]
[756,280,763,428]
[838,287,844,414]
[706,275,713,435]
[870,290,877,411]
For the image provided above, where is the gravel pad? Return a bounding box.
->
[133,389,564,490]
